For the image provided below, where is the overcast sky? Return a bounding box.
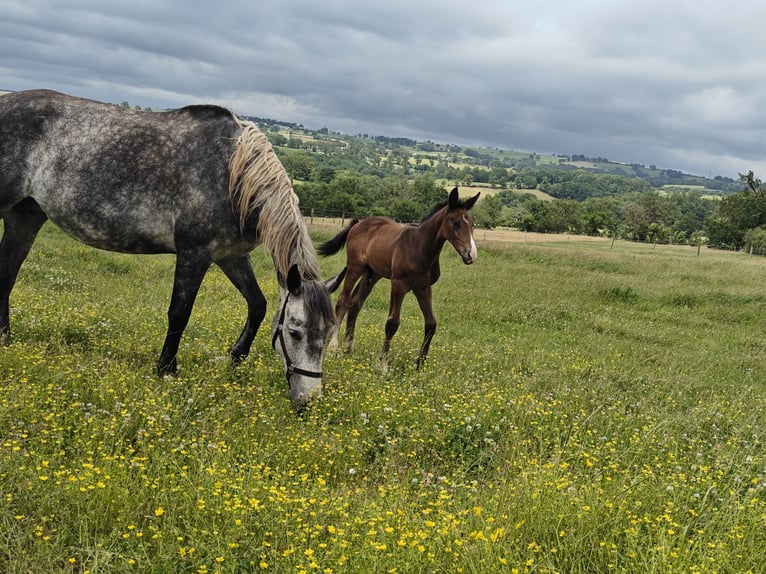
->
[2,0,765,179]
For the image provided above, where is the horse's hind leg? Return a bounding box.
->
[379,280,408,369]
[158,252,211,376]
[0,199,48,344]
[344,269,380,352]
[330,266,362,351]
[216,254,267,363]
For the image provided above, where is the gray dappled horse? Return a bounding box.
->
[0,89,341,410]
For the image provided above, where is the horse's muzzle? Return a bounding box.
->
[461,235,478,264]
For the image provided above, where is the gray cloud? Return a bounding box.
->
[2,0,766,178]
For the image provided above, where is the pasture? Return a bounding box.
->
[2,222,765,573]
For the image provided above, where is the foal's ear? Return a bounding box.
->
[464,192,480,211]
[448,187,460,209]
[287,264,303,296]
[325,267,346,294]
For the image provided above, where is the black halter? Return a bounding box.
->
[272,292,323,387]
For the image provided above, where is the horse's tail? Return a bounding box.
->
[318,219,359,257]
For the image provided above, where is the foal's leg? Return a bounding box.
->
[0,199,48,344]
[413,284,436,369]
[379,280,409,369]
[330,266,362,350]
[216,254,267,363]
[157,251,211,376]
[344,270,380,352]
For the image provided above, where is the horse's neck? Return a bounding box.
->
[413,210,447,262]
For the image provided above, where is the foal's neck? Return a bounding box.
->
[414,208,448,260]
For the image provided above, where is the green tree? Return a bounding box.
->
[385,198,423,223]
[706,171,766,248]
[743,226,766,253]
[411,176,447,207]
[473,195,501,230]
[579,197,619,236]
[281,151,316,181]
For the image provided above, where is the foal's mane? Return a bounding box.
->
[228,118,321,281]
[420,192,476,225]
[420,200,449,224]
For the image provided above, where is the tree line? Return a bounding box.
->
[265,127,764,251]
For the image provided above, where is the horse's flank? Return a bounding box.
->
[228,119,320,282]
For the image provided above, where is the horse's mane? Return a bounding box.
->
[228,118,321,281]
[420,200,449,224]
[419,191,476,225]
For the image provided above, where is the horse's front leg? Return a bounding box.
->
[379,281,408,369]
[0,200,48,344]
[158,252,211,376]
[413,284,436,369]
[216,254,267,363]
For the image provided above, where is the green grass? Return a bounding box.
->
[2,223,766,573]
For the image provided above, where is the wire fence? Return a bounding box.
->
[301,207,766,258]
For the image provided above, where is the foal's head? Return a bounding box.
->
[440,187,480,264]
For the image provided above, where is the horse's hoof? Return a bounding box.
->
[157,363,178,378]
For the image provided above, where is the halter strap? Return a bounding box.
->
[272,292,323,387]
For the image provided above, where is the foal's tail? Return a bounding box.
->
[318,219,359,257]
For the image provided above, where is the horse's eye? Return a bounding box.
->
[453,220,461,228]
[289,328,303,341]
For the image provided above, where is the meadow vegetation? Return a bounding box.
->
[1,223,765,573]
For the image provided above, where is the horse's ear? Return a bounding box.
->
[325,267,346,294]
[448,187,460,209]
[464,192,480,211]
[287,264,303,296]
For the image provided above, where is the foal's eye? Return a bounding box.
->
[452,220,461,228]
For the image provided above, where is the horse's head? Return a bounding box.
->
[442,187,480,265]
[272,264,344,411]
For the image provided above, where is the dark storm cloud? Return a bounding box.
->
[2,0,766,178]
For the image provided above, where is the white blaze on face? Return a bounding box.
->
[274,291,324,409]
[464,215,478,262]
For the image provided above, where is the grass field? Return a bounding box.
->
[2,222,766,573]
